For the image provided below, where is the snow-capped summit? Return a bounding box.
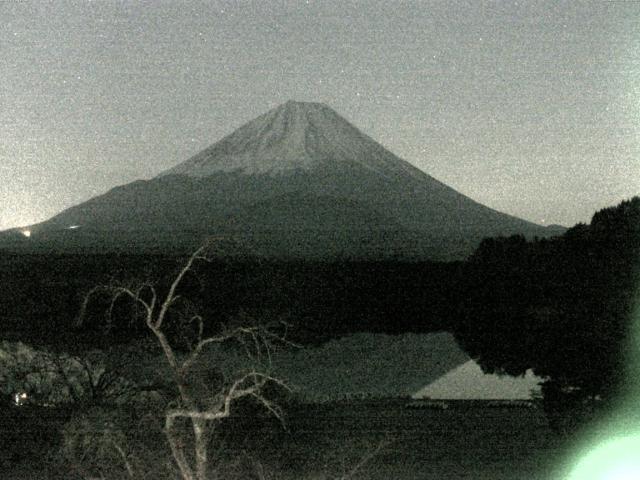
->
[161,100,422,180]
[0,101,561,259]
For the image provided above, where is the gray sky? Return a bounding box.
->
[2,0,639,230]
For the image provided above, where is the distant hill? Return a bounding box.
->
[0,101,561,260]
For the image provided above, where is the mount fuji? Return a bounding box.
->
[1,101,561,259]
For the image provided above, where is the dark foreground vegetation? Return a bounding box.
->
[455,197,640,430]
[0,253,462,346]
[2,399,567,480]
[0,197,638,477]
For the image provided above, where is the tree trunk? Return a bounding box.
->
[166,415,195,480]
[194,419,209,480]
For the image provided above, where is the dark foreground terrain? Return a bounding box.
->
[2,400,571,479]
[251,401,568,480]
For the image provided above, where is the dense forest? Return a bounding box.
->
[0,254,464,348]
[454,197,640,424]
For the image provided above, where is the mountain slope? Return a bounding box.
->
[412,360,541,400]
[0,101,560,259]
[163,100,426,180]
[206,332,470,400]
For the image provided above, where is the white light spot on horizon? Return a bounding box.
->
[13,392,28,406]
[21,230,31,238]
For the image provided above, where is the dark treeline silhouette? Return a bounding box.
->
[454,197,640,426]
[0,251,461,348]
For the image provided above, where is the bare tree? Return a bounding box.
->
[0,341,136,407]
[244,437,393,480]
[316,437,393,480]
[78,246,292,480]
